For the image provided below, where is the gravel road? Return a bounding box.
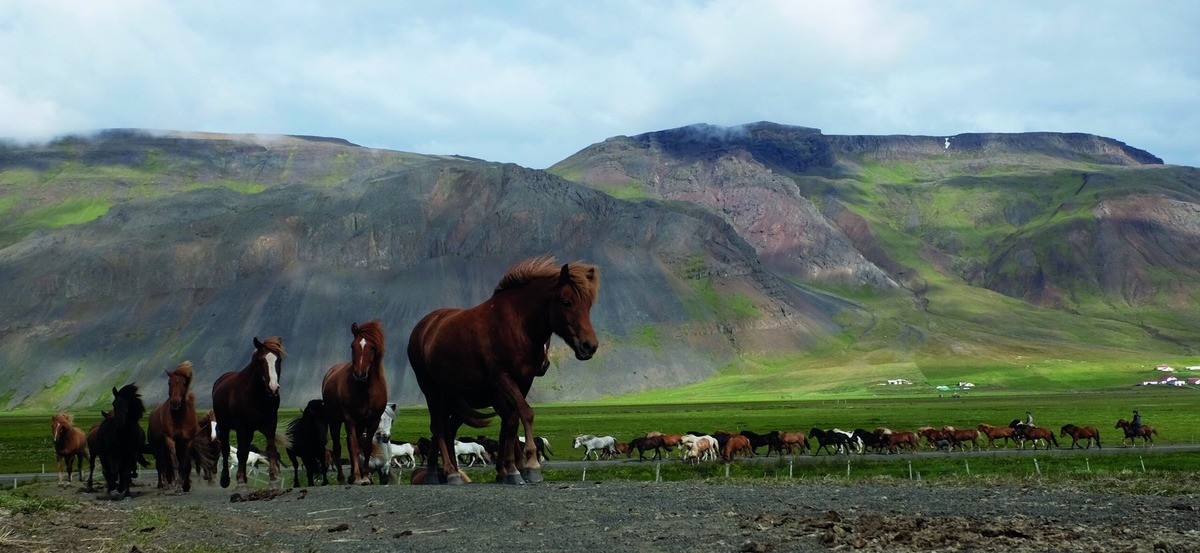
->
[4,473,1198,552]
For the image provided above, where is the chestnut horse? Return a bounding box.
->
[85,411,111,492]
[95,384,147,499]
[50,412,88,484]
[408,256,600,485]
[148,361,199,493]
[977,423,1015,448]
[1060,424,1101,449]
[212,336,286,490]
[323,320,388,485]
[1115,419,1157,447]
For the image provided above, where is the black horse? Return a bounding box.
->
[286,399,329,487]
[808,427,853,456]
[96,384,147,499]
[740,430,783,456]
[851,429,887,454]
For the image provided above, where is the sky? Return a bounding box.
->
[2,1,1198,169]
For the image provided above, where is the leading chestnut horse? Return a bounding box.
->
[212,336,286,490]
[148,361,199,493]
[408,256,600,485]
[322,320,388,485]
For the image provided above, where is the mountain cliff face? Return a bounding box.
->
[0,130,848,410]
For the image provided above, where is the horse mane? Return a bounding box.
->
[355,320,386,352]
[172,360,194,382]
[259,336,286,357]
[493,256,600,304]
[52,411,73,425]
[115,384,146,420]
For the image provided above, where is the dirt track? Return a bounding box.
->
[4,475,1199,552]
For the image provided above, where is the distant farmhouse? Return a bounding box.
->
[1143,375,1186,387]
[958,381,975,388]
[886,379,912,385]
[1156,364,1175,372]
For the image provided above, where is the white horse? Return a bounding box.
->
[682,435,719,463]
[832,428,863,455]
[572,434,619,460]
[365,403,398,484]
[228,446,269,476]
[388,442,417,469]
[454,440,490,467]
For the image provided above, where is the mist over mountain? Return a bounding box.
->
[1,123,1196,411]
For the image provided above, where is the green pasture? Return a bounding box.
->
[7,390,1197,476]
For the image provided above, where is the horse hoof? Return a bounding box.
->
[504,473,525,485]
[423,470,442,485]
[446,472,465,485]
[355,478,371,486]
[519,468,543,484]
[269,478,283,490]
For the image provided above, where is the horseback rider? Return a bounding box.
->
[1131,410,1141,434]
[1024,411,1035,428]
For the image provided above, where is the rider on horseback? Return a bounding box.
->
[1131,410,1141,434]
[1024,411,1035,428]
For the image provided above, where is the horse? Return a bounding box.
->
[212,336,287,490]
[228,446,269,475]
[365,402,399,484]
[882,430,920,453]
[95,384,147,499]
[388,442,417,469]
[808,428,852,456]
[977,423,1015,448]
[454,441,491,467]
[1012,424,1058,450]
[629,435,666,461]
[723,435,754,461]
[1115,419,1157,447]
[682,435,719,463]
[191,410,220,484]
[323,320,389,485]
[1060,424,1102,449]
[573,434,619,460]
[943,427,980,451]
[285,399,329,487]
[777,431,809,455]
[851,429,886,454]
[84,411,110,492]
[518,436,554,462]
[408,257,600,485]
[740,430,783,456]
[50,412,88,485]
[147,361,199,493]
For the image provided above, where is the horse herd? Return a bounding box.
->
[560,419,1159,465]
[47,256,603,497]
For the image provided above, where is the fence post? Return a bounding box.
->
[725,464,730,478]
[1140,457,1146,473]
[1085,459,1091,473]
[908,460,913,480]
[846,458,851,478]
[582,467,587,482]
[655,463,661,483]
[789,461,793,479]
[1033,458,1041,476]
[965,460,970,476]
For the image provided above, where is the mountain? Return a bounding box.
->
[0,130,847,411]
[550,122,1200,383]
[4,123,1198,412]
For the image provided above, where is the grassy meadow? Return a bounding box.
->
[8,387,1197,478]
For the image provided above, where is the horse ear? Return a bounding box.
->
[112,387,119,397]
[585,266,596,282]
[165,370,172,379]
[351,322,360,335]
[559,263,571,283]
[254,336,264,349]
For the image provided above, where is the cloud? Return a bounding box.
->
[0,1,1197,167]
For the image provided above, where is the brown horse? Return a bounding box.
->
[777,431,809,455]
[1013,424,1058,450]
[322,320,388,485]
[191,410,220,484]
[882,430,920,453]
[408,256,600,485]
[977,423,1015,448]
[943,427,980,451]
[1115,419,1157,447]
[85,411,111,491]
[148,361,199,493]
[50,412,88,485]
[1059,424,1101,449]
[212,336,287,490]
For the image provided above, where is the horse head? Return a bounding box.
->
[111,384,144,427]
[349,321,385,382]
[50,412,70,442]
[253,336,285,397]
[166,360,194,411]
[1115,419,1128,429]
[549,263,600,361]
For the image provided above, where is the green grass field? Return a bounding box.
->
[9,389,1197,478]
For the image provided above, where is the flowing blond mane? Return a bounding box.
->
[259,336,286,357]
[494,256,600,304]
[52,411,73,425]
[171,360,194,382]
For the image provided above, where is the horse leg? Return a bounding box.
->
[262,428,282,489]
[177,438,193,493]
[217,424,232,488]
[234,430,252,490]
[495,374,540,483]
[496,411,524,485]
[329,419,347,485]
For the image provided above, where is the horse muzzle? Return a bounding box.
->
[170,401,182,411]
[352,371,369,382]
[573,339,598,361]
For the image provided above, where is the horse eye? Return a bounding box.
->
[561,298,573,308]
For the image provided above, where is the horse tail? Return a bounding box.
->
[1049,433,1059,448]
[274,430,292,466]
[454,398,496,428]
[542,438,554,457]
